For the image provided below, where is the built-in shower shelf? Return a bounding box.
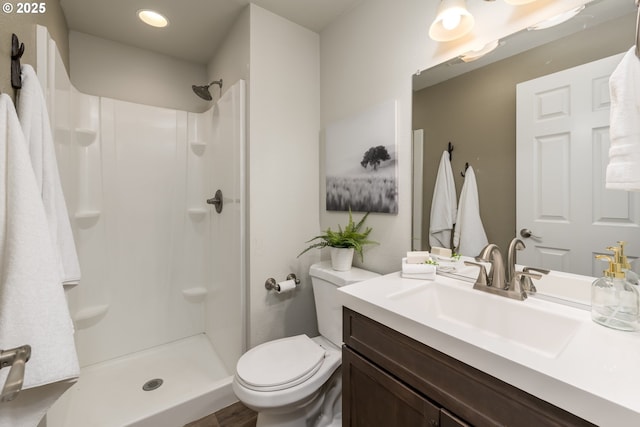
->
[187,208,207,221]
[189,140,206,156]
[182,287,208,303]
[73,304,109,330]
[74,210,101,228]
[74,127,97,146]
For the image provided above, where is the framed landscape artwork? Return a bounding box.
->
[325,100,398,214]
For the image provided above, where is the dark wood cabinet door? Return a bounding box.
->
[343,346,440,427]
[441,409,471,427]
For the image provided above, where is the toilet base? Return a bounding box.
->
[254,368,342,427]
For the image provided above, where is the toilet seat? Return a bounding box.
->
[236,335,327,392]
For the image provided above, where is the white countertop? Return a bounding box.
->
[338,272,640,427]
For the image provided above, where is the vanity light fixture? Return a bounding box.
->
[460,40,501,62]
[429,0,475,42]
[137,9,169,28]
[527,5,585,31]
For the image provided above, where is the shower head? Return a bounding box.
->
[192,79,223,101]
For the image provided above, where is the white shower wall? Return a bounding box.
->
[73,99,202,366]
[203,83,246,372]
[38,26,245,370]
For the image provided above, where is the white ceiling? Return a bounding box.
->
[60,0,363,65]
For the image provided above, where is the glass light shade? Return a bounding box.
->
[137,9,169,28]
[429,0,475,42]
[528,5,585,30]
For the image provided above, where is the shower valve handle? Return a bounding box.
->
[207,189,223,213]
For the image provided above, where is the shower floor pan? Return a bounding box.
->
[47,334,237,427]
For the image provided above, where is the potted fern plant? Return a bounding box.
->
[298,210,377,271]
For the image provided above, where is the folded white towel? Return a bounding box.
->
[402,258,436,275]
[453,167,488,257]
[0,94,79,426]
[429,151,457,248]
[606,46,640,191]
[401,259,436,280]
[17,64,81,285]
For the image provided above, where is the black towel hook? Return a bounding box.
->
[461,162,469,178]
[447,142,454,161]
[11,33,25,90]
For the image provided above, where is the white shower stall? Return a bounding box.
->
[37,27,246,426]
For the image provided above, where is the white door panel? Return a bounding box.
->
[517,52,640,276]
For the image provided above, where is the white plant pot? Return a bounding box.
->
[330,247,355,271]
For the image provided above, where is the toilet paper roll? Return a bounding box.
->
[276,279,297,294]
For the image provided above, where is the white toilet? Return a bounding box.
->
[232,261,380,427]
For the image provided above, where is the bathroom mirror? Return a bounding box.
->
[412,0,637,279]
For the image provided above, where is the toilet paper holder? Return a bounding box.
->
[265,274,301,292]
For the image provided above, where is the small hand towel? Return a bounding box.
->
[606,46,640,191]
[453,166,488,257]
[0,94,79,427]
[17,64,81,285]
[401,258,436,280]
[429,151,457,248]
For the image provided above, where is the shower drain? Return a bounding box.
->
[142,378,163,391]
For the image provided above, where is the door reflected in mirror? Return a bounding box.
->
[412,1,638,278]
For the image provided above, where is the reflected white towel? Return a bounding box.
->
[453,167,488,257]
[606,46,640,191]
[17,64,81,285]
[429,151,457,248]
[0,94,79,427]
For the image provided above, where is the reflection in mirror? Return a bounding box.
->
[412,1,638,279]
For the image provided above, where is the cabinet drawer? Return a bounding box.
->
[343,307,595,427]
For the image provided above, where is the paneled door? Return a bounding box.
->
[516,52,639,276]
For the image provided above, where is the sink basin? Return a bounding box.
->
[386,280,582,358]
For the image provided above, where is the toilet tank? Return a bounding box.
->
[309,261,380,346]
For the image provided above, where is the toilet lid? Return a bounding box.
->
[236,335,326,391]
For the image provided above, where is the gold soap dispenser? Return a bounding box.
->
[591,242,640,331]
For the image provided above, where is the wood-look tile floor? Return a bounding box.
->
[184,402,257,427]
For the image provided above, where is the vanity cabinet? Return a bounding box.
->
[342,308,595,427]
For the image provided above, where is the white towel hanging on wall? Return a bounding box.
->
[453,166,488,257]
[0,93,79,427]
[17,64,81,285]
[429,151,457,248]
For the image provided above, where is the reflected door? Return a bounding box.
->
[516,52,639,276]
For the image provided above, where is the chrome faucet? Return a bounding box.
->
[477,243,506,289]
[464,239,543,301]
[506,238,525,286]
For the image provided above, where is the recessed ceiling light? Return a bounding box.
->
[137,9,169,28]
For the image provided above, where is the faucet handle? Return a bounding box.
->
[464,261,489,289]
[517,270,544,294]
[523,266,550,275]
[516,271,542,281]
